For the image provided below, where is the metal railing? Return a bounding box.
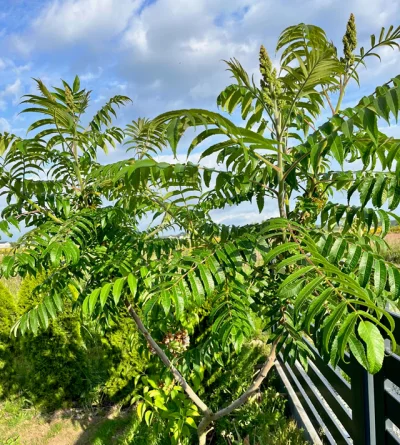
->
[278,311,400,444]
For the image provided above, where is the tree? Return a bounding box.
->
[2,15,400,445]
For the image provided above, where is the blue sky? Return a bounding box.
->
[1,0,400,235]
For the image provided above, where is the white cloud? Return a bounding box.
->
[123,17,149,53]
[14,0,143,51]
[13,63,31,75]
[1,79,22,105]
[3,0,400,229]
[80,67,103,81]
[0,117,11,133]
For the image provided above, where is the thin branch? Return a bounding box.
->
[282,151,311,181]
[322,88,335,115]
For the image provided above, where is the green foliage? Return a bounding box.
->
[12,274,90,409]
[0,282,16,338]
[92,313,147,405]
[215,387,307,445]
[0,274,146,410]
[2,15,400,444]
[0,283,17,398]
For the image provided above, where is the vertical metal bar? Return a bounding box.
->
[373,368,385,444]
[350,355,375,445]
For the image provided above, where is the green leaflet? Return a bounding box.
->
[37,303,49,330]
[377,209,390,237]
[128,274,138,299]
[160,290,171,316]
[322,301,347,353]
[328,238,346,264]
[294,276,324,316]
[388,267,400,300]
[143,294,159,317]
[358,252,373,288]
[113,277,126,305]
[264,242,298,264]
[330,135,344,167]
[100,282,112,308]
[373,259,387,295]
[205,256,225,284]
[29,309,39,335]
[165,118,181,156]
[358,321,384,374]
[278,266,314,295]
[359,177,375,208]
[388,177,400,210]
[188,271,205,305]
[89,288,100,315]
[371,174,386,208]
[50,243,62,267]
[348,334,368,370]
[171,287,184,318]
[334,312,358,364]
[198,264,215,296]
[52,293,63,312]
[358,108,378,143]
[275,254,307,271]
[44,295,57,319]
[256,191,264,212]
[304,288,333,333]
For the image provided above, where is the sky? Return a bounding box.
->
[1,0,400,237]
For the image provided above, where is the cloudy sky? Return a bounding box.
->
[1,0,400,235]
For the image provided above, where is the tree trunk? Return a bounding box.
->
[198,413,214,445]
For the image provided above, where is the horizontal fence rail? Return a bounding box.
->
[278,311,400,445]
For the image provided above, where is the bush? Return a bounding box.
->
[0,281,16,338]
[1,273,147,410]
[101,314,147,404]
[13,274,92,409]
[79,312,147,407]
[0,282,17,398]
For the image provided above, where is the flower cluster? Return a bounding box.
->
[343,13,357,66]
[162,330,190,355]
[259,45,282,111]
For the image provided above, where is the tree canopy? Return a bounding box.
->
[1,15,400,445]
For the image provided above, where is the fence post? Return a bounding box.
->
[373,367,385,444]
[350,355,376,445]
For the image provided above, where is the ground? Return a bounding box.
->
[0,400,133,445]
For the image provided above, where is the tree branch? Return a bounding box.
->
[124,300,211,415]
[197,336,280,445]
[213,336,279,421]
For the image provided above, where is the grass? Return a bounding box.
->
[0,398,38,429]
[384,233,400,264]
[0,396,308,445]
[0,399,157,445]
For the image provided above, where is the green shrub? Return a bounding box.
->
[215,384,308,445]
[79,312,147,407]
[2,274,147,410]
[101,314,147,404]
[13,274,91,409]
[0,282,17,398]
[0,281,16,338]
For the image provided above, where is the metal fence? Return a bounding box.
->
[277,311,400,444]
